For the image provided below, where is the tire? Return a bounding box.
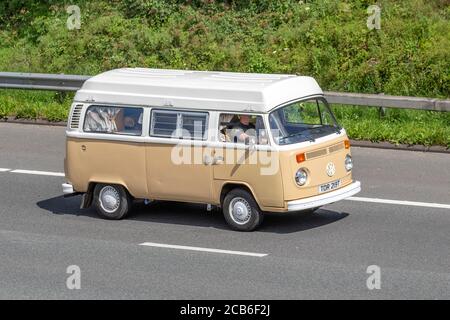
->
[93,184,131,220]
[222,188,263,231]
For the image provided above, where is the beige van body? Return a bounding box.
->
[63,68,361,230]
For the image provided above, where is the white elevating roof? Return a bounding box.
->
[74,68,324,113]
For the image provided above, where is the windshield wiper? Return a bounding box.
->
[311,125,341,135]
[279,131,315,143]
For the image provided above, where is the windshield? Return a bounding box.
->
[269,97,340,145]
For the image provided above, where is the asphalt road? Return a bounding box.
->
[0,122,449,299]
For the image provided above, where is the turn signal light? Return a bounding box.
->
[296,153,306,163]
[344,139,351,149]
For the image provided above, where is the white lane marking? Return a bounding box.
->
[10,169,65,177]
[139,242,268,257]
[2,168,450,210]
[346,196,450,210]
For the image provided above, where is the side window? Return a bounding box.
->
[218,113,268,145]
[84,106,143,136]
[150,109,208,140]
[181,112,208,140]
[150,110,178,137]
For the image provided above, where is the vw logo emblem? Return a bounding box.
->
[326,162,336,177]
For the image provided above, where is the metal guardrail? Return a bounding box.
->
[325,92,450,112]
[1,72,449,112]
[0,72,89,92]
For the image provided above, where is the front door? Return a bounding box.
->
[212,113,284,208]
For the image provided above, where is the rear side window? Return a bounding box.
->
[84,106,143,136]
[150,110,178,137]
[150,109,208,140]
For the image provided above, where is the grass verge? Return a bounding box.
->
[0,90,448,148]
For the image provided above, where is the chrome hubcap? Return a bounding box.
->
[229,197,251,225]
[99,186,120,213]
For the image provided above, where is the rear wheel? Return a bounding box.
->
[222,189,263,231]
[93,184,131,220]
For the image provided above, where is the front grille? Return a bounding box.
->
[306,148,328,160]
[329,142,344,154]
[305,141,346,160]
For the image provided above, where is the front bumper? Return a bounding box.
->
[287,180,361,212]
[62,183,74,195]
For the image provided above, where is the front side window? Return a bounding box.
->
[218,114,269,145]
[269,97,340,145]
[84,106,143,135]
[150,109,208,140]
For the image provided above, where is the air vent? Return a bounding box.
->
[328,142,345,154]
[70,104,83,129]
[306,148,328,160]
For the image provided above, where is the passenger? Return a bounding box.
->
[85,107,122,133]
[123,110,143,132]
[124,115,139,130]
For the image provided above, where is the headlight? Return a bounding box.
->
[345,154,353,171]
[295,168,308,186]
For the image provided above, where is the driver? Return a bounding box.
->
[230,115,256,143]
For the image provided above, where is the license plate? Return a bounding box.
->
[319,180,341,193]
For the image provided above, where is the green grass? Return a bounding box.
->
[0,90,71,122]
[0,0,449,146]
[0,91,448,147]
[333,106,450,147]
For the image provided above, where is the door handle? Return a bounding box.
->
[213,156,224,165]
[203,155,213,165]
[204,155,224,165]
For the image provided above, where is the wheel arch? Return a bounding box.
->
[219,182,260,209]
[82,181,133,209]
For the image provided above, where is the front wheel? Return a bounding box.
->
[222,189,263,231]
[93,184,131,220]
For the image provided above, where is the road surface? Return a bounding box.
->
[0,123,449,299]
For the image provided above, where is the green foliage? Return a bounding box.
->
[333,106,450,147]
[0,90,70,121]
[0,0,449,146]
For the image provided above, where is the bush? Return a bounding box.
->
[0,0,448,146]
